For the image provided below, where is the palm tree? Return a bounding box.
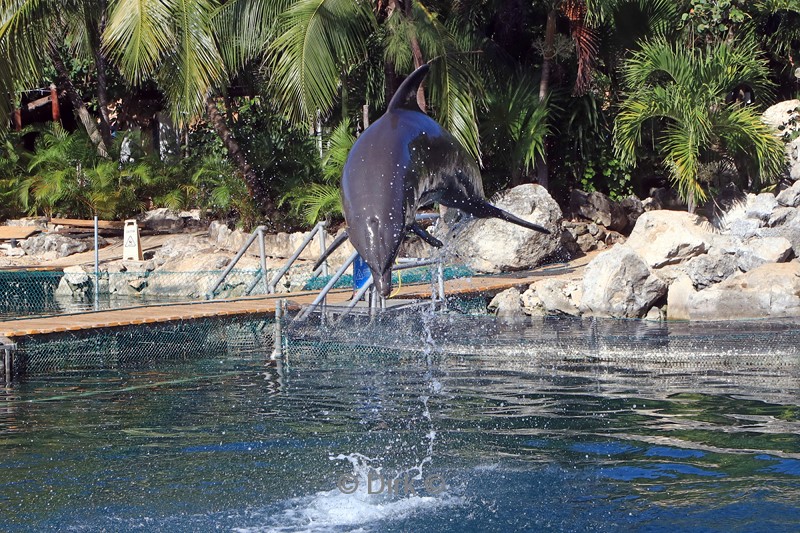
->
[102,0,284,213]
[481,70,550,188]
[614,36,786,211]
[265,0,484,162]
[0,0,116,156]
[280,117,354,224]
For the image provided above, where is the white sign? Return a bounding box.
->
[123,219,143,261]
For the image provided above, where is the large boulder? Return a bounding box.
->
[209,221,251,254]
[754,216,800,258]
[55,265,92,297]
[668,261,800,320]
[579,245,667,318]
[679,252,738,290]
[447,184,562,273]
[776,180,800,207]
[745,193,779,221]
[522,278,582,316]
[762,99,800,132]
[789,138,800,182]
[488,287,523,317]
[139,208,184,233]
[152,234,215,266]
[618,195,645,233]
[762,100,800,183]
[569,189,628,232]
[625,210,714,268]
[734,236,794,272]
[20,233,100,259]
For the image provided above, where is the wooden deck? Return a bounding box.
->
[0,252,595,340]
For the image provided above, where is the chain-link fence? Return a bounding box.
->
[0,265,474,320]
[283,309,800,368]
[0,269,267,319]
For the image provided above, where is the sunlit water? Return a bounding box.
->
[1,313,799,532]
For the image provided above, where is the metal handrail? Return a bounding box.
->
[206,221,329,300]
[296,250,359,321]
[267,221,327,293]
[207,225,266,299]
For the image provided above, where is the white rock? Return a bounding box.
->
[529,278,582,316]
[580,245,667,318]
[745,193,778,221]
[625,211,714,268]
[735,236,794,272]
[676,262,800,320]
[446,184,562,273]
[776,181,800,207]
[488,287,523,317]
[762,99,800,132]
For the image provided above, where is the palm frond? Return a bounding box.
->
[322,118,355,183]
[104,0,176,83]
[267,0,375,124]
[214,0,291,76]
[281,182,342,225]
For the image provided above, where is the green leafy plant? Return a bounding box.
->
[614,36,785,209]
[281,118,355,225]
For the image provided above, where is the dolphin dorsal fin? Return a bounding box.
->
[387,64,430,112]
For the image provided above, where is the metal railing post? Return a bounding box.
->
[94,215,99,310]
[258,227,267,293]
[319,224,328,278]
[268,222,325,293]
[2,344,13,383]
[271,299,283,360]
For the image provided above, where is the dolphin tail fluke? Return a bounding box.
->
[313,230,350,271]
[409,223,444,248]
[457,199,551,234]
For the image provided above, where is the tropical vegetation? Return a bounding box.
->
[0,0,798,227]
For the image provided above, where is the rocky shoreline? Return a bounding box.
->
[490,182,800,321]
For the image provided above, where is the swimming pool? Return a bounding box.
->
[1,313,799,531]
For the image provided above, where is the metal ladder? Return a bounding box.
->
[295,214,447,323]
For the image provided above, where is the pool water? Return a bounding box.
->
[1,314,799,532]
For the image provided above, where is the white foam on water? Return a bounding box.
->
[232,485,463,533]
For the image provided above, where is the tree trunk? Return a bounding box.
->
[535,8,557,191]
[49,84,60,122]
[341,70,349,122]
[91,4,114,149]
[48,40,109,158]
[403,0,427,112]
[205,96,275,216]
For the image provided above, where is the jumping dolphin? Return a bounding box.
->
[320,63,550,297]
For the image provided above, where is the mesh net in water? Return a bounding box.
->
[10,315,275,374]
[9,301,800,377]
[283,308,800,368]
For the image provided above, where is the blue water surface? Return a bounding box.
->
[2,316,800,532]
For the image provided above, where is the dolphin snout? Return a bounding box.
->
[373,269,393,298]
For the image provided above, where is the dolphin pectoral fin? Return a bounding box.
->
[313,230,349,271]
[451,198,551,234]
[409,223,444,248]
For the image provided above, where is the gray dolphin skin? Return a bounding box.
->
[331,63,550,298]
